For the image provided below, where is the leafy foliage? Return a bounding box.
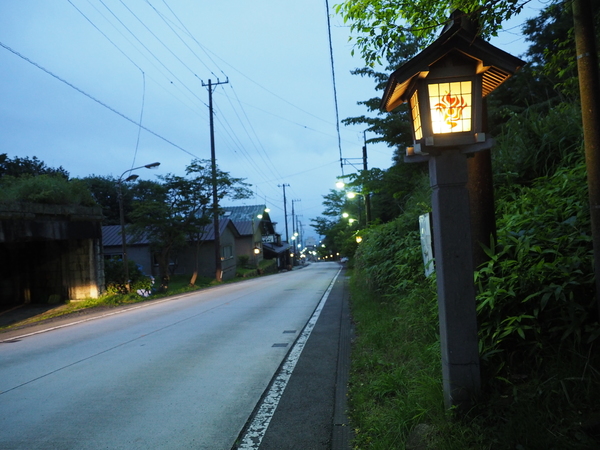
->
[0,153,69,179]
[80,175,122,225]
[334,0,527,65]
[0,174,96,206]
[104,258,153,295]
[492,102,583,185]
[476,161,597,366]
[128,159,252,282]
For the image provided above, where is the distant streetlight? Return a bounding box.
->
[335,180,345,189]
[117,162,160,292]
[346,191,372,225]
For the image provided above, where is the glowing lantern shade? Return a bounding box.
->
[429,81,472,134]
[381,10,525,155]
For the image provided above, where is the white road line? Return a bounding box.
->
[237,268,342,449]
[0,291,199,343]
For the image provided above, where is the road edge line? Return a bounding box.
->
[235,267,342,449]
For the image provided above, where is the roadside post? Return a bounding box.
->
[380,10,524,410]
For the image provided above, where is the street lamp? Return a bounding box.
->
[346,191,371,225]
[380,10,524,411]
[117,162,160,292]
[381,11,524,157]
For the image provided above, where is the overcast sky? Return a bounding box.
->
[0,0,544,241]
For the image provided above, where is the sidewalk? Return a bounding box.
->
[237,267,353,449]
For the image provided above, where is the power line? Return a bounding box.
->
[324,0,344,175]
[130,71,147,170]
[145,0,222,80]
[159,0,226,78]
[97,0,208,108]
[68,0,143,73]
[0,40,199,159]
[224,84,284,181]
[76,0,208,117]
[117,0,205,83]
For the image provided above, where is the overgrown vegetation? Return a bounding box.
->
[326,1,600,447]
[349,153,600,448]
[0,175,96,206]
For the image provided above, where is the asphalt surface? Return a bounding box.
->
[0,265,353,449]
[235,267,353,449]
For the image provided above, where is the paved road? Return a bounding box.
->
[0,262,341,449]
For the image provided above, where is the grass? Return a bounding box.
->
[347,273,600,449]
[1,263,284,332]
[348,273,446,449]
[0,274,214,331]
[235,259,277,278]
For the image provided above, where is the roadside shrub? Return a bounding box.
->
[353,173,431,294]
[492,102,583,185]
[238,255,250,268]
[104,258,153,295]
[475,161,598,372]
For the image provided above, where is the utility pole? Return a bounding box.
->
[573,0,600,316]
[291,199,298,266]
[291,199,301,237]
[279,184,290,242]
[363,131,372,225]
[297,217,304,249]
[203,78,228,282]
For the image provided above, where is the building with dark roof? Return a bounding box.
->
[102,218,241,281]
[102,204,290,282]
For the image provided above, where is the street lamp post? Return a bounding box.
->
[381,10,524,410]
[117,162,160,292]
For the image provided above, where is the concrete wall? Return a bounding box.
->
[0,203,103,308]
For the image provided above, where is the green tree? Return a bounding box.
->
[79,175,123,225]
[0,153,69,179]
[334,0,526,65]
[129,159,252,286]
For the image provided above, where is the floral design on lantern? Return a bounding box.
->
[435,92,468,129]
[428,81,472,134]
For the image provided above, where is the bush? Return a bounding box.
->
[353,173,431,294]
[476,161,598,370]
[238,255,250,268]
[0,174,96,206]
[104,258,154,295]
[492,102,583,185]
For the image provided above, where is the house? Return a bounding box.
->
[102,218,242,281]
[174,218,241,281]
[221,205,273,267]
[221,205,292,271]
[102,225,154,275]
[102,204,290,283]
[0,203,104,308]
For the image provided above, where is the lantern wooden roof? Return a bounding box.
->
[381,10,526,112]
